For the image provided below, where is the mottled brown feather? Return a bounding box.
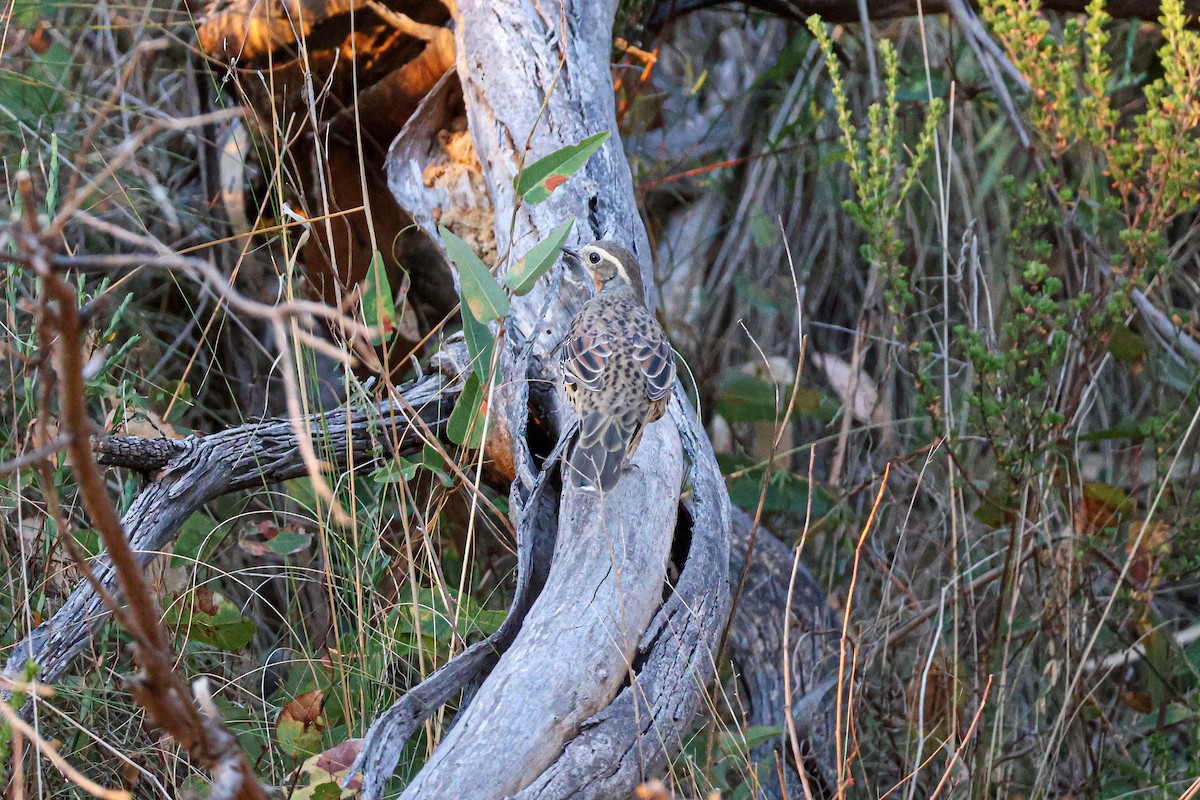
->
[561,243,676,492]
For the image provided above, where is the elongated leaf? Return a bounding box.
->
[440,226,509,322]
[461,301,496,384]
[515,131,611,204]
[0,41,71,134]
[362,250,396,346]
[505,217,575,295]
[715,370,831,424]
[447,372,486,449]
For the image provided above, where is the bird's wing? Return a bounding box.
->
[571,408,635,493]
[563,327,638,492]
[562,328,611,391]
[632,325,676,402]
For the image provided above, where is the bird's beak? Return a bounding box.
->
[560,247,585,279]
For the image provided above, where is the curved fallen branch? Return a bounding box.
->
[4,352,461,687]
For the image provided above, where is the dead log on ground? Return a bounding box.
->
[3,351,461,686]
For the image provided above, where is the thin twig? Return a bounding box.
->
[17,170,273,800]
[0,435,69,476]
[834,464,890,797]
[0,702,130,800]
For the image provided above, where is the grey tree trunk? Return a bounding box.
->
[4,3,835,797]
[354,0,734,797]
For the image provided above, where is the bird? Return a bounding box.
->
[560,241,676,492]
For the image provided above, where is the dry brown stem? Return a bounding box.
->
[15,170,274,800]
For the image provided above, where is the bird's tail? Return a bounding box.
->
[568,411,637,493]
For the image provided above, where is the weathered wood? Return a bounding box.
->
[349,0,735,797]
[93,436,188,472]
[513,393,732,799]
[348,330,564,797]
[398,438,682,798]
[3,352,461,688]
[727,508,838,799]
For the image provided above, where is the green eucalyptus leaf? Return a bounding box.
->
[515,132,610,204]
[505,217,574,295]
[441,226,509,322]
[448,372,486,449]
[461,302,496,384]
[362,250,396,346]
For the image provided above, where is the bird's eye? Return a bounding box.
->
[588,252,601,265]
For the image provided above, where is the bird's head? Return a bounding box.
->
[563,240,644,302]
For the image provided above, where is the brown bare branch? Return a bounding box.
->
[17,169,274,800]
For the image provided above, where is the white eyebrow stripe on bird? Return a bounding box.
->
[601,251,632,284]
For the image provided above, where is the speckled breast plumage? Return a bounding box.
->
[561,283,675,492]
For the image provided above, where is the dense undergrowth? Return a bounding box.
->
[1,0,1199,798]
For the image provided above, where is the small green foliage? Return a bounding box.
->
[276,690,326,760]
[717,453,837,521]
[807,17,943,327]
[362,250,397,346]
[504,217,575,295]
[982,0,1200,284]
[715,370,832,424]
[441,225,506,383]
[447,372,486,449]
[441,226,509,323]
[0,39,72,135]
[0,660,39,763]
[164,589,257,652]
[390,585,504,652]
[677,723,788,799]
[171,512,222,567]
[515,131,611,204]
[460,298,497,383]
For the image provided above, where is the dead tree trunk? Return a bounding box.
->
[4,3,834,796]
[350,1,734,797]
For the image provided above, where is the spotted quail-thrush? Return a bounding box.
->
[560,241,676,492]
